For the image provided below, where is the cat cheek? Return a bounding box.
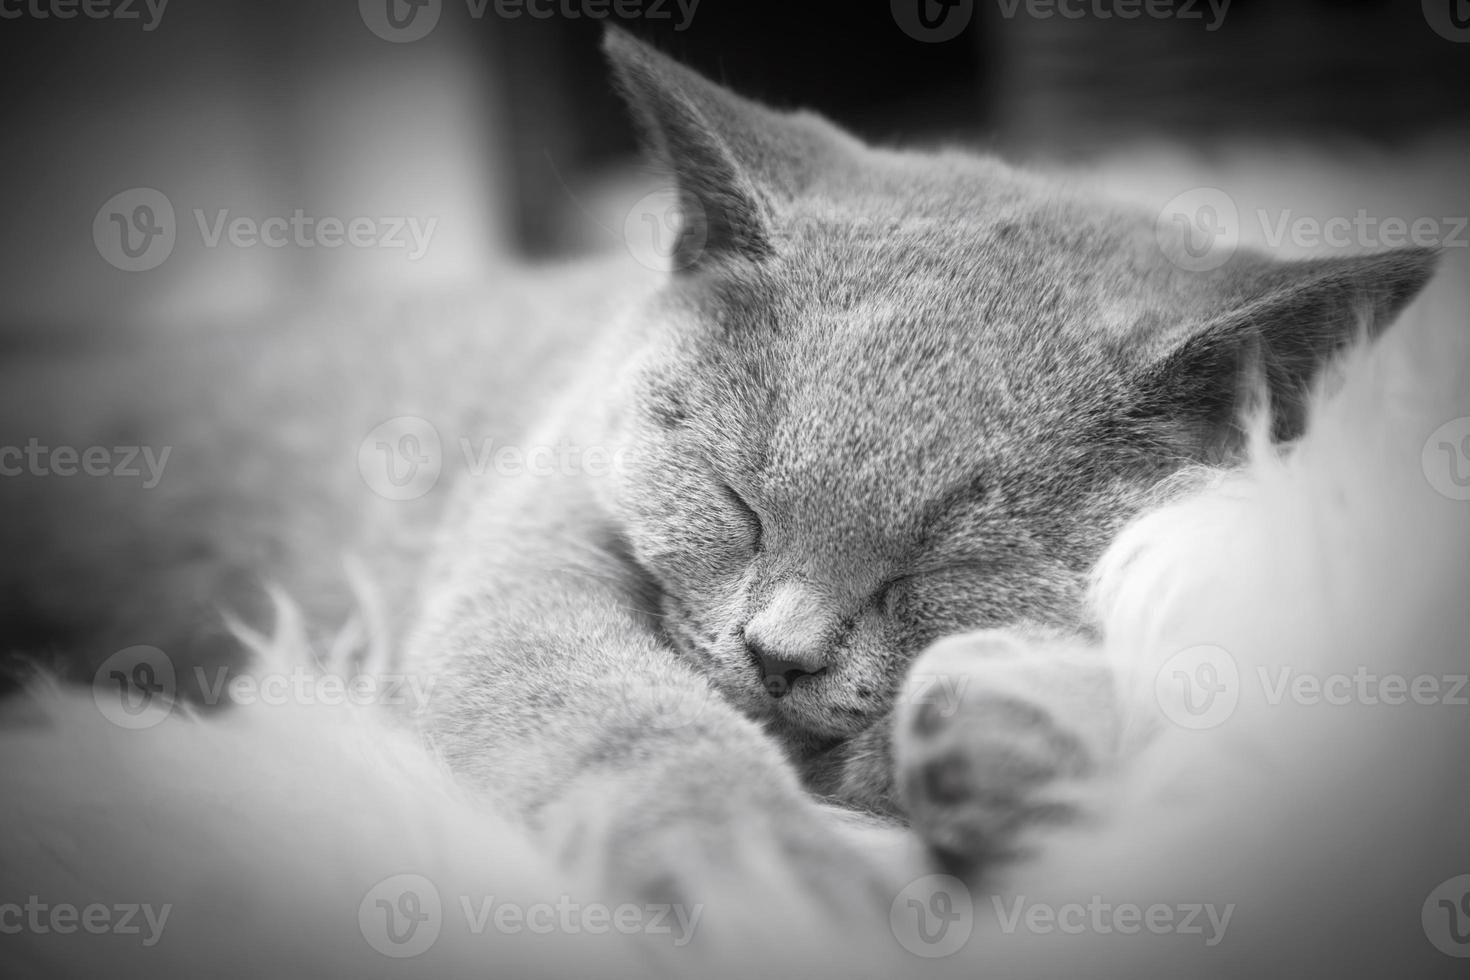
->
[847,606,913,669]
[883,593,958,654]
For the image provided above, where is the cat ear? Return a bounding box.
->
[603,27,849,270]
[1134,247,1438,448]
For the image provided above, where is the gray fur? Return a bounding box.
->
[0,28,1436,900]
[408,27,1435,888]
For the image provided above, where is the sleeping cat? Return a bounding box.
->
[0,26,1434,909]
[405,26,1435,896]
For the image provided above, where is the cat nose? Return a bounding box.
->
[744,581,835,698]
[746,637,826,699]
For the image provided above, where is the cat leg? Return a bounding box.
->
[890,628,1120,874]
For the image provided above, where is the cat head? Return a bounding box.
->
[598,28,1436,747]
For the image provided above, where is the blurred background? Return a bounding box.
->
[1,0,1467,349]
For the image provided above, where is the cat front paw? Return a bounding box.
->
[596,799,903,929]
[892,629,1115,873]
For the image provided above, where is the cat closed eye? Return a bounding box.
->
[721,482,765,552]
[875,563,988,612]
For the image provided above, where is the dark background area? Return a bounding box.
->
[0,0,1466,335]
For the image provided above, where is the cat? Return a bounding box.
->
[0,26,1435,908]
[403,25,1436,900]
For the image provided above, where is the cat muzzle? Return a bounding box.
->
[747,639,828,699]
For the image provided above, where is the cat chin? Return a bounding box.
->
[674,652,872,741]
[761,708,876,754]
[736,677,879,743]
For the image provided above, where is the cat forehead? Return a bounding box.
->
[743,208,1169,374]
[782,149,1122,241]
[770,167,1174,313]
[658,173,1163,444]
[662,280,1134,516]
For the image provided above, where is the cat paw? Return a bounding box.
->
[892,629,1113,872]
[586,795,902,924]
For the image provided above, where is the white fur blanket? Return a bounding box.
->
[3,163,1469,978]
